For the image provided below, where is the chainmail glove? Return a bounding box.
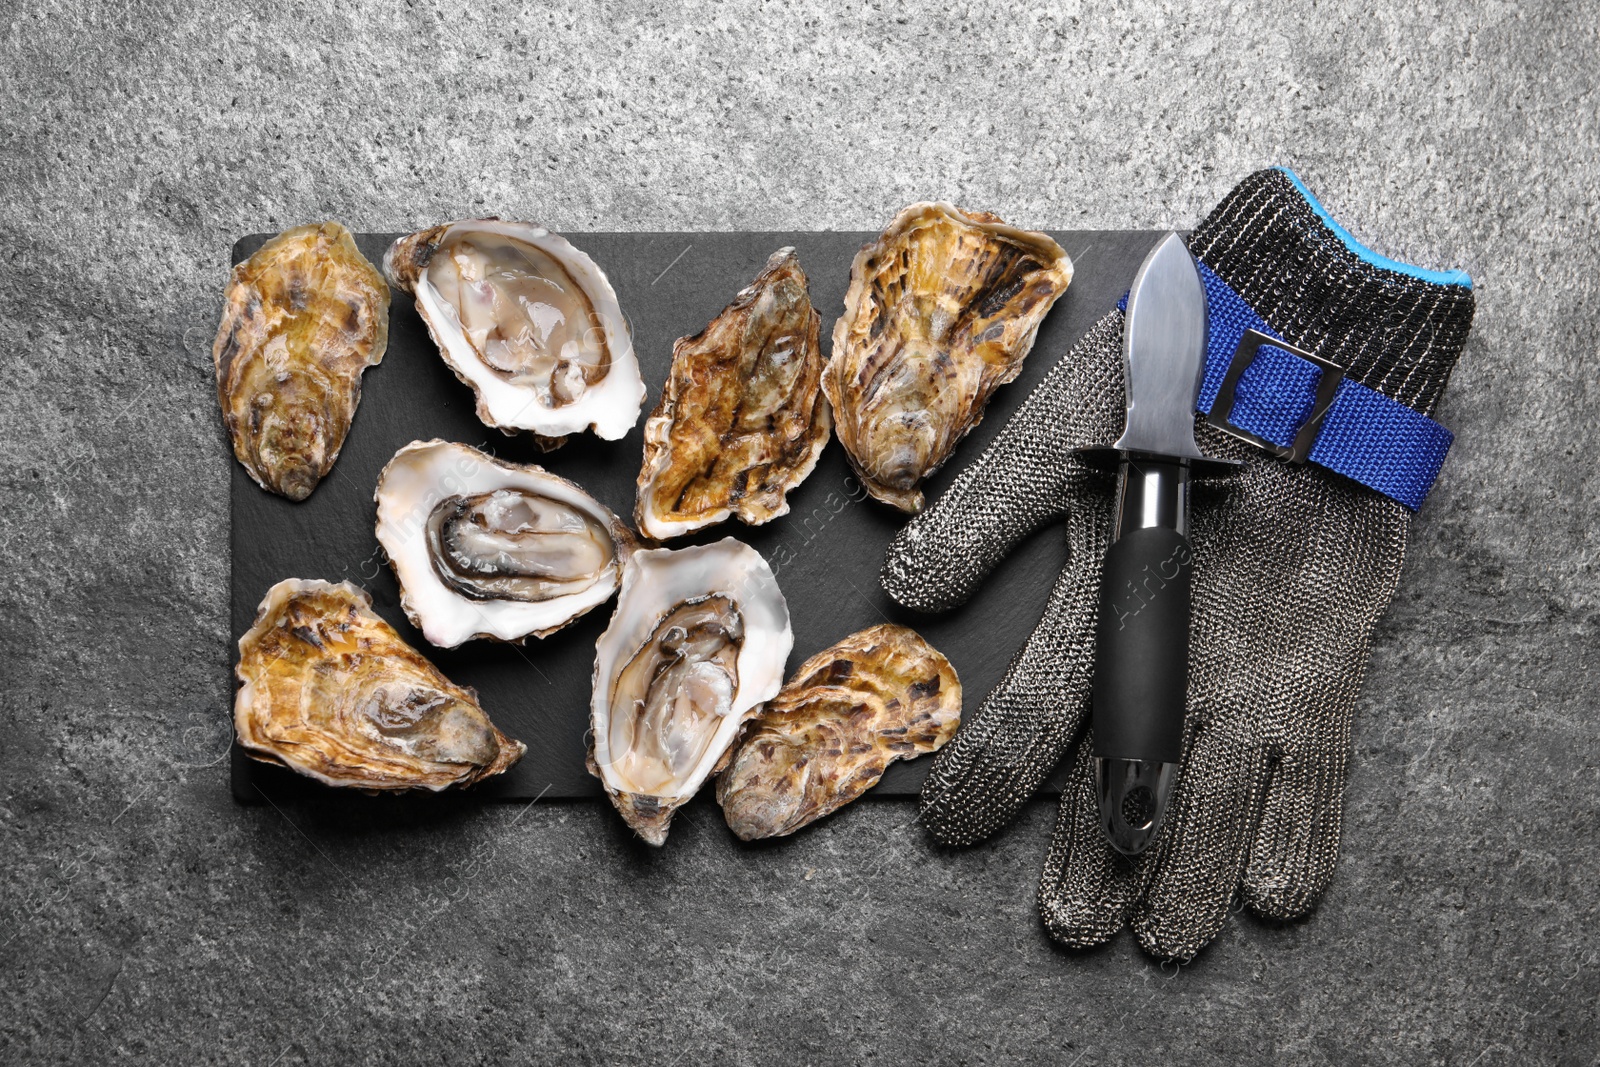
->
[883,169,1475,959]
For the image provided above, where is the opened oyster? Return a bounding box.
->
[375,439,634,648]
[213,222,390,500]
[635,248,831,540]
[825,203,1073,512]
[589,538,792,845]
[718,624,961,839]
[385,219,644,446]
[234,578,525,790]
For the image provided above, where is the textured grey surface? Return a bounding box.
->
[1,1,1596,1064]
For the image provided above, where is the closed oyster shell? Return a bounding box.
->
[635,248,831,540]
[385,219,645,447]
[717,623,960,840]
[589,539,792,845]
[213,222,390,500]
[234,579,525,790]
[375,440,635,648]
[824,203,1073,512]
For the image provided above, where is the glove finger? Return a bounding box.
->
[919,486,1112,845]
[882,312,1124,614]
[1242,748,1347,920]
[1130,725,1272,961]
[1037,733,1143,947]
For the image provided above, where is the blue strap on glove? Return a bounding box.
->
[1197,260,1460,510]
[1120,168,1470,510]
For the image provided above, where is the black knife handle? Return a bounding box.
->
[1091,504,1193,764]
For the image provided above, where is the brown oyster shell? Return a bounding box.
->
[233,579,524,790]
[213,222,390,501]
[716,623,961,839]
[635,247,832,540]
[824,203,1073,512]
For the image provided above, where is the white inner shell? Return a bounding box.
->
[376,439,625,648]
[591,539,792,801]
[412,220,645,439]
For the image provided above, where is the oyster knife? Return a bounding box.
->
[1082,232,1224,856]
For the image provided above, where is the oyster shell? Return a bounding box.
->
[717,623,961,839]
[824,203,1073,512]
[234,578,525,790]
[375,439,635,648]
[213,222,390,500]
[589,539,792,845]
[384,219,645,446]
[635,248,831,540]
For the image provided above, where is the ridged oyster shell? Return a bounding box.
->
[717,623,961,839]
[234,579,525,790]
[635,248,831,540]
[213,222,390,500]
[824,203,1073,512]
[384,219,645,447]
[375,439,635,648]
[589,539,792,845]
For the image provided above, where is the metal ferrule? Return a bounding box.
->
[1113,456,1189,540]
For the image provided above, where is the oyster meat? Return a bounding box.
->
[635,247,831,540]
[589,538,792,845]
[213,221,390,500]
[375,439,635,648]
[385,219,645,446]
[718,623,961,839]
[234,578,525,790]
[824,203,1073,512]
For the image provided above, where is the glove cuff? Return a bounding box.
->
[1189,167,1474,418]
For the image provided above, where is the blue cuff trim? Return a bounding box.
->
[1195,263,1453,511]
[1273,168,1473,290]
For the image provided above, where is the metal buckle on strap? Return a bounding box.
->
[1207,329,1345,463]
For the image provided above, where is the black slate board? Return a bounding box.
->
[230,229,1157,804]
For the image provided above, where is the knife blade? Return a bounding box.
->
[1088,232,1214,855]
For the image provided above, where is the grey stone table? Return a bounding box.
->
[2,2,1594,1064]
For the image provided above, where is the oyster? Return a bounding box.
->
[213,222,390,500]
[635,248,831,540]
[718,624,961,839]
[589,538,792,845]
[384,219,644,446]
[375,439,634,648]
[234,578,525,790]
[824,203,1073,512]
